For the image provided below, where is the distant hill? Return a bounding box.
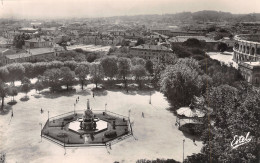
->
[109,10,260,23]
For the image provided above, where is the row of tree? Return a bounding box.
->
[0,57,154,85]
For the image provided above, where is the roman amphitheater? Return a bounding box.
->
[233,34,260,62]
[233,34,260,85]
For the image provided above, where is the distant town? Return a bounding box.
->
[0,10,260,163]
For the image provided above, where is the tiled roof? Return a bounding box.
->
[169,36,217,43]
[131,44,172,51]
[25,38,49,43]
[5,48,54,60]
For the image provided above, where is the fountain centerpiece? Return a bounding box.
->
[80,99,99,131]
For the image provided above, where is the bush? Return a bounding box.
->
[104,130,117,138]
[179,123,204,135]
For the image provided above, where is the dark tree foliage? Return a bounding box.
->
[135,38,145,46]
[117,57,131,89]
[217,42,228,52]
[171,44,192,58]
[182,38,205,48]
[75,64,89,90]
[145,60,154,75]
[13,33,31,49]
[0,80,8,109]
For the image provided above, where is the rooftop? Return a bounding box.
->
[239,61,260,70]
[235,34,260,43]
[131,44,172,51]
[5,48,54,60]
[25,38,50,43]
[169,36,217,43]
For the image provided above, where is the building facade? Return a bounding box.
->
[24,38,53,49]
[238,62,260,86]
[129,44,173,64]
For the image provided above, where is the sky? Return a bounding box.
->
[0,0,260,19]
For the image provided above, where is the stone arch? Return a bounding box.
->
[247,46,250,54]
[251,47,255,55]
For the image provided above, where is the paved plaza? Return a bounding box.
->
[0,84,202,163]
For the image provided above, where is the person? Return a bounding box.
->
[193,138,196,145]
[93,92,95,98]
[142,112,144,118]
[41,108,43,114]
[11,110,13,117]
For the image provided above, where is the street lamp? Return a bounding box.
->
[149,91,151,104]
[48,111,49,126]
[128,109,131,119]
[39,123,42,142]
[183,139,185,163]
[74,103,76,115]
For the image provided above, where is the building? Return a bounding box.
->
[18,28,38,34]
[129,44,173,64]
[24,38,53,49]
[233,34,260,86]
[238,62,260,86]
[219,37,234,48]
[233,34,260,63]
[168,36,216,43]
[1,47,61,65]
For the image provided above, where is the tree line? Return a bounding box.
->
[0,57,155,109]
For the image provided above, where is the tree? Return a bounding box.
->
[13,33,31,49]
[151,63,164,88]
[35,81,44,94]
[60,67,76,91]
[6,63,25,85]
[145,60,153,75]
[131,57,146,66]
[135,38,145,46]
[117,57,131,90]
[75,65,89,90]
[21,83,30,97]
[21,62,35,78]
[8,87,18,102]
[217,42,228,52]
[0,81,9,109]
[90,62,104,89]
[160,58,203,107]
[183,38,204,48]
[198,88,260,163]
[21,77,31,85]
[131,65,147,88]
[0,67,9,82]
[100,57,118,80]
[43,68,62,92]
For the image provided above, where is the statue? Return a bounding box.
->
[80,99,97,131]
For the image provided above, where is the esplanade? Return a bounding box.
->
[233,34,260,63]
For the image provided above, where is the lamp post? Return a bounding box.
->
[183,139,185,163]
[149,91,151,104]
[39,123,42,142]
[48,111,49,126]
[63,133,66,155]
[128,109,131,119]
[74,103,76,115]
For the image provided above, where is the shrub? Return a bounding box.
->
[104,130,117,138]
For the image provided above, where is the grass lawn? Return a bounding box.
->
[0,84,203,163]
